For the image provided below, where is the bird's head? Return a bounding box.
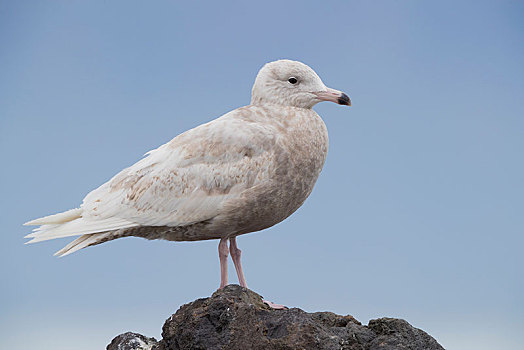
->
[251,59,350,109]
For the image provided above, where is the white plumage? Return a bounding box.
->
[25,113,274,253]
[24,59,350,305]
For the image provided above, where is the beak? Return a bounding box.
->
[313,88,351,106]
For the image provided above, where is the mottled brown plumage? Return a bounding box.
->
[111,105,328,243]
[25,60,350,306]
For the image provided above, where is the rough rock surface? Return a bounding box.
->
[106,332,158,350]
[108,285,444,350]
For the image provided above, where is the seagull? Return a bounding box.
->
[24,59,351,308]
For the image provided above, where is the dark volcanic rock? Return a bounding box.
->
[108,285,444,350]
[106,332,158,350]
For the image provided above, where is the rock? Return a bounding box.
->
[108,285,444,350]
[106,332,158,350]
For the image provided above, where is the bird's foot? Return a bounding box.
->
[263,299,288,310]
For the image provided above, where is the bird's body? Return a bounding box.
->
[119,105,328,241]
[25,59,350,306]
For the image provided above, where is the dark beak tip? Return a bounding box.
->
[337,93,351,106]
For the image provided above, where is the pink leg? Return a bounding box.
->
[218,238,229,289]
[229,237,247,288]
[229,237,287,310]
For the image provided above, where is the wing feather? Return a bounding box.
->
[81,109,278,227]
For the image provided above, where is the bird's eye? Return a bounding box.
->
[288,77,298,84]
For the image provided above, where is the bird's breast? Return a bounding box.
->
[215,107,329,236]
[274,109,329,208]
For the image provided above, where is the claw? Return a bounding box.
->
[263,299,287,310]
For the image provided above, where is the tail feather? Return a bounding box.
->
[24,208,138,256]
[25,217,136,243]
[54,232,112,257]
[24,208,82,226]
[54,234,92,256]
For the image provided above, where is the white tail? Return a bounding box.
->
[53,232,114,257]
[24,208,83,226]
[24,208,137,256]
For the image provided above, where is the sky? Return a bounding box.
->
[1,1,523,349]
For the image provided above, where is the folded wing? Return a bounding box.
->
[82,109,278,228]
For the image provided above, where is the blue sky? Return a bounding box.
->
[1,1,523,349]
